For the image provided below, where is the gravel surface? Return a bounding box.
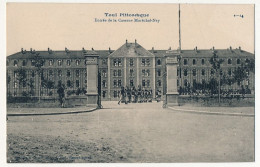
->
[7,101,255,162]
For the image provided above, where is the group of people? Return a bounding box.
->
[118,86,155,105]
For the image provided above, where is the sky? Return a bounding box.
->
[6,3,254,55]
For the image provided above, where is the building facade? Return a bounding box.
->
[6,40,255,101]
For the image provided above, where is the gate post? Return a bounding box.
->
[85,52,99,108]
[165,53,179,106]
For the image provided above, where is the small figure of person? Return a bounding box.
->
[57,82,66,108]
[118,86,125,105]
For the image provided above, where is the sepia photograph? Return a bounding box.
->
[4,1,256,164]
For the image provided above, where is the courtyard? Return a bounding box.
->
[7,101,254,162]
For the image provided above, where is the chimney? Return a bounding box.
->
[152,47,154,51]
[239,46,241,51]
[82,47,86,52]
[230,46,232,50]
[109,47,111,53]
[135,39,137,45]
[48,47,50,52]
[195,46,197,50]
[169,47,171,50]
[126,39,128,46]
[21,48,23,53]
[30,48,32,53]
[212,46,215,50]
[92,47,94,51]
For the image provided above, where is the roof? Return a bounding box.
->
[108,42,155,58]
[7,46,254,60]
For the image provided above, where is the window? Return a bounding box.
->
[58,70,62,77]
[67,80,71,87]
[113,59,117,66]
[201,69,205,76]
[31,60,35,66]
[102,80,107,88]
[76,60,80,66]
[130,58,134,66]
[184,69,188,76]
[76,70,80,77]
[201,59,205,65]
[102,70,107,77]
[142,80,146,87]
[49,70,53,76]
[58,60,62,66]
[31,71,35,78]
[141,58,145,66]
[193,59,196,65]
[157,70,161,77]
[67,60,71,66]
[237,59,241,64]
[211,69,214,75]
[118,70,122,77]
[228,69,232,76]
[146,70,150,77]
[177,79,179,86]
[228,59,232,64]
[147,80,150,87]
[193,79,197,87]
[118,59,122,66]
[6,60,9,66]
[157,80,161,87]
[85,60,87,65]
[184,79,188,87]
[14,82,18,88]
[192,69,196,76]
[102,91,106,98]
[142,69,145,77]
[113,70,117,77]
[118,80,122,87]
[14,71,17,78]
[22,60,27,66]
[113,80,117,87]
[130,80,134,87]
[157,59,161,65]
[76,80,80,87]
[67,70,71,77]
[49,60,53,66]
[113,91,118,98]
[130,69,134,77]
[146,59,150,66]
[14,60,18,67]
[184,59,188,65]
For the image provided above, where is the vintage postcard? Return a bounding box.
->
[4,2,255,164]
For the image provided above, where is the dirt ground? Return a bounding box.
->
[7,101,255,163]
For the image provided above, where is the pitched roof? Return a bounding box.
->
[109,42,155,58]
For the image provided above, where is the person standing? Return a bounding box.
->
[118,86,125,105]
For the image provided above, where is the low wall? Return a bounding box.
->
[177,95,255,107]
[7,95,89,108]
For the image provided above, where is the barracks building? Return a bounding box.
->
[6,40,255,101]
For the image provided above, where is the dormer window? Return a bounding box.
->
[76,60,80,66]
[184,59,188,65]
[49,60,53,66]
[14,60,18,67]
[22,60,27,66]
[67,60,71,66]
[58,60,62,66]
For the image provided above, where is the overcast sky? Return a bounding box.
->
[6,3,254,55]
